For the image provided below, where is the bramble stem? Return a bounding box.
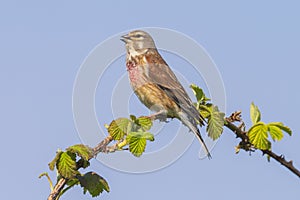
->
[224,118,300,178]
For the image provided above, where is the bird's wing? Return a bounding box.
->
[145,50,205,124]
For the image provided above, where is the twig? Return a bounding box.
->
[261,149,300,178]
[92,135,113,155]
[47,178,67,200]
[224,115,300,178]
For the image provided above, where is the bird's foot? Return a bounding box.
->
[147,110,168,122]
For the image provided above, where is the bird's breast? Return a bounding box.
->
[126,56,148,88]
[126,61,140,84]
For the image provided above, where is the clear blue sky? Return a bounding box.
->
[1,1,299,199]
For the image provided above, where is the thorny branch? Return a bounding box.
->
[225,111,300,178]
[48,111,300,200]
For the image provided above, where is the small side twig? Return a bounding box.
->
[92,135,113,155]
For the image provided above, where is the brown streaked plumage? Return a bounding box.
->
[121,30,211,158]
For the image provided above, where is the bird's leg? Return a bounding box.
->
[147,110,168,122]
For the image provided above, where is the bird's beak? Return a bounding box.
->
[120,34,130,43]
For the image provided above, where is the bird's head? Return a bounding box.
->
[121,30,156,55]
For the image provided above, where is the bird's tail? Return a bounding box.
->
[179,112,212,159]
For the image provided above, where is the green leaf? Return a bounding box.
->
[190,84,204,102]
[77,158,90,169]
[135,116,153,131]
[267,124,284,141]
[67,144,93,161]
[126,132,154,157]
[250,102,261,125]
[199,104,212,119]
[48,150,63,171]
[78,172,110,197]
[248,122,271,150]
[107,118,132,140]
[127,134,146,157]
[268,122,292,136]
[130,115,137,121]
[142,132,155,141]
[56,151,78,179]
[190,84,210,104]
[66,178,80,187]
[206,105,225,140]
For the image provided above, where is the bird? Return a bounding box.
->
[121,30,211,159]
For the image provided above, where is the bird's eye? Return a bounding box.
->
[135,34,143,38]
